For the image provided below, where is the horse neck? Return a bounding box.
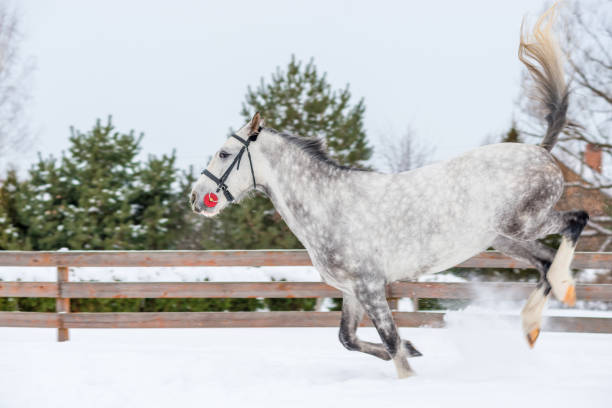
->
[254,131,365,244]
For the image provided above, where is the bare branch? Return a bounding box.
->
[598,236,612,252]
[592,216,612,222]
[0,4,33,160]
[570,3,612,66]
[378,126,435,173]
[516,0,612,193]
[564,181,612,190]
[570,58,612,105]
[586,220,612,236]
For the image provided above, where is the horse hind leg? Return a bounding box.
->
[494,210,589,347]
[515,210,590,306]
[500,209,589,306]
[545,211,589,306]
[492,236,554,347]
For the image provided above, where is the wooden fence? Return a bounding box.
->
[0,250,611,342]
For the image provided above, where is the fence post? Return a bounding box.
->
[386,285,399,311]
[56,266,70,342]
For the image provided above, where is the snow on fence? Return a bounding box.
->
[0,250,611,342]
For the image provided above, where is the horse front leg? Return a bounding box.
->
[354,286,415,378]
[339,293,391,360]
[339,293,423,361]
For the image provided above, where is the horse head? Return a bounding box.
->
[190,112,263,216]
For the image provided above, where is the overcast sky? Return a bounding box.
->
[13,0,550,173]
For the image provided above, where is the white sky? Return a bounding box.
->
[14,0,549,173]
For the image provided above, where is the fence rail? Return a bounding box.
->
[0,250,610,268]
[0,250,610,341]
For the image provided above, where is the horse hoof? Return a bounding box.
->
[563,285,576,307]
[397,369,416,379]
[393,355,415,378]
[403,341,423,358]
[526,328,540,348]
[521,286,547,349]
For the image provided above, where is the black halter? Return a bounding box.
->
[201,127,260,202]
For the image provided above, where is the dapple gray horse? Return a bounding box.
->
[191,7,587,378]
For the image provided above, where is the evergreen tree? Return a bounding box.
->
[502,125,521,143]
[242,56,371,167]
[134,154,185,249]
[4,117,187,251]
[0,170,27,249]
[173,166,209,250]
[201,56,373,250]
[0,118,263,313]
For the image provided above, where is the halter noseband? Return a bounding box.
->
[201,127,261,202]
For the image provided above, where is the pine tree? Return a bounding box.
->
[502,125,521,143]
[0,170,27,250]
[242,56,371,167]
[201,56,373,250]
[0,118,266,313]
[133,153,185,249]
[11,117,187,250]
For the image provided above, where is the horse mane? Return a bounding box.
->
[264,127,359,171]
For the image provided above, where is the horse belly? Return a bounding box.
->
[386,226,496,282]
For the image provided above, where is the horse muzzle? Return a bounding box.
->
[203,192,218,208]
[190,190,222,217]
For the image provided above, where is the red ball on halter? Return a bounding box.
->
[203,192,218,208]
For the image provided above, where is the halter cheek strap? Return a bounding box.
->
[201,127,260,203]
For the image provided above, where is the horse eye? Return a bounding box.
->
[219,151,231,159]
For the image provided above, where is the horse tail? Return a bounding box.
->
[518,4,568,152]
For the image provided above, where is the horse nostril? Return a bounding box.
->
[190,192,197,206]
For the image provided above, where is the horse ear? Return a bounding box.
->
[249,112,262,135]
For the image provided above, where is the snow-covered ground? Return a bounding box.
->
[2,266,611,406]
[1,309,611,408]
